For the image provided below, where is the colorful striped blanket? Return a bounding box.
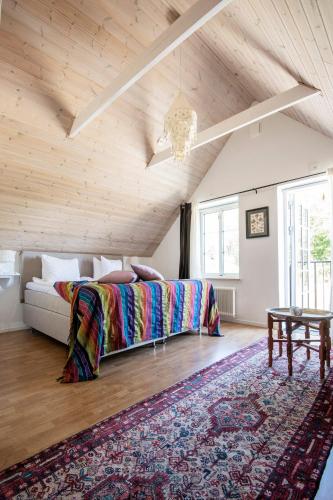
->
[54,279,221,383]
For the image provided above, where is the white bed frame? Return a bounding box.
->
[21,251,200,356]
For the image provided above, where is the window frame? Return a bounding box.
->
[200,199,240,279]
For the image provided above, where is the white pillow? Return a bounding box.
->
[100,256,122,276]
[33,276,54,285]
[41,254,80,282]
[93,257,103,280]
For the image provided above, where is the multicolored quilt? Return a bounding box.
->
[54,279,221,383]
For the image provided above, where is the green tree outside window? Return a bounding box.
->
[311,231,331,261]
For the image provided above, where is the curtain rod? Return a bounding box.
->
[199,171,326,205]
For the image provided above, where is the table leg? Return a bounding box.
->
[305,324,311,360]
[268,313,274,368]
[278,321,283,356]
[286,317,292,377]
[325,320,331,369]
[319,320,326,380]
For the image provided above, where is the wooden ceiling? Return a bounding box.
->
[0,0,332,256]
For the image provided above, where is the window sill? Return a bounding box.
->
[204,275,240,281]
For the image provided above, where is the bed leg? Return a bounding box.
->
[161,338,166,344]
[198,327,202,336]
[153,341,156,349]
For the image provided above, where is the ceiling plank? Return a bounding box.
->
[147,84,321,168]
[68,0,234,138]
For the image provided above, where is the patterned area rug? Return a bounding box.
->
[1,339,333,499]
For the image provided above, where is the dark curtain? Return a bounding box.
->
[179,202,192,279]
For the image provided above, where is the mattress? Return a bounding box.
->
[24,289,70,317]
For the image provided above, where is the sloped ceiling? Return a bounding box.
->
[0,0,332,256]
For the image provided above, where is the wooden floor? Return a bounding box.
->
[0,323,265,471]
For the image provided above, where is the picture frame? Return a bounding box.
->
[246,206,269,238]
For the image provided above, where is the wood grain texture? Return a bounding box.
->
[69,0,234,137]
[197,0,333,136]
[0,324,265,471]
[148,83,321,166]
[0,0,331,255]
[0,0,245,255]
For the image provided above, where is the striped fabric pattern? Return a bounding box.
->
[55,279,221,383]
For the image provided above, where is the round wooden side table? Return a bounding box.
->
[266,308,333,379]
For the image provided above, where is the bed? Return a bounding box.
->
[22,251,147,344]
[22,251,222,382]
[22,251,119,345]
[24,287,69,344]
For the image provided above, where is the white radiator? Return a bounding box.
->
[215,287,236,317]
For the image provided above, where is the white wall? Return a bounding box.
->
[152,112,333,326]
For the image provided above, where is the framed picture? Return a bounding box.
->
[246,206,269,238]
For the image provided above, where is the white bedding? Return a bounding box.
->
[26,276,96,295]
[25,278,96,316]
[26,281,59,295]
[42,254,80,282]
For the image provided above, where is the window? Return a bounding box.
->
[200,198,239,278]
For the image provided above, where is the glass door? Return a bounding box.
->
[282,179,331,310]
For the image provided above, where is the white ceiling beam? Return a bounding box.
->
[147,84,321,168]
[69,0,234,138]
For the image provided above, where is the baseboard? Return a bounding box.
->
[0,322,29,333]
[0,318,267,333]
[221,316,266,328]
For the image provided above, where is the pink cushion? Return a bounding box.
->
[98,270,137,284]
[131,264,164,281]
